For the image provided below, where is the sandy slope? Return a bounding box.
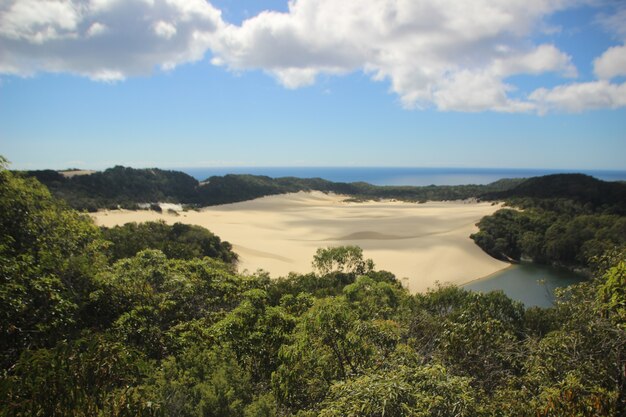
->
[91,191,509,293]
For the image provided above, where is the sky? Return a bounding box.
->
[1,0,625,170]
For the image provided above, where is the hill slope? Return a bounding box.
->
[472,174,626,267]
[20,166,524,211]
[485,173,626,213]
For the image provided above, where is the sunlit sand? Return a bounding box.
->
[91,191,509,293]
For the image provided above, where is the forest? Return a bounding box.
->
[2,161,625,416]
[471,174,626,271]
[20,166,524,211]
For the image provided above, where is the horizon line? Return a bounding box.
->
[12,165,626,173]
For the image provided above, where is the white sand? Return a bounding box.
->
[91,191,509,293]
[59,169,97,178]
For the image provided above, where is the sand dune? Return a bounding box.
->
[91,191,509,293]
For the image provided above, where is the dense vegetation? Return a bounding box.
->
[472,174,626,271]
[2,159,625,415]
[22,167,199,211]
[19,166,524,211]
[102,221,238,264]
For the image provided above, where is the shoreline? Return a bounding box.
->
[91,191,510,293]
[461,263,516,287]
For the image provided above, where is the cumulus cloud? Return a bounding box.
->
[86,22,107,38]
[594,45,626,79]
[0,0,224,80]
[210,0,585,111]
[153,21,177,40]
[530,80,626,113]
[526,2,626,113]
[1,0,625,113]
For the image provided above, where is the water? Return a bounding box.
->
[179,167,626,186]
[463,263,587,308]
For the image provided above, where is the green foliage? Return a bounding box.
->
[437,291,525,392]
[343,275,409,321]
[318,362,477,417]
[268,271,357,300]
[312,246,375,275]
[143,345,252,417]
[0,166,106,368]
[535,376,618,417]
[94,250,254,358]
[472,202,625,268]
[1,332,154,417]
[210,289,297,381]
[485,173,626,213]
[22,166,198,211]
[411,286,526,392]
[597,261,626,328]
[102,221,237,264]
[272,297,362,409]
[243,393,278,417]
[272,296,406,412]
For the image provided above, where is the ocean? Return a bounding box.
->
[179,167,626,186]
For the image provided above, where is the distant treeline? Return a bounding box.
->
[19,166,524,211]
[472,174,626,271]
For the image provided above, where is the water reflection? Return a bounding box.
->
[463,263,587,308]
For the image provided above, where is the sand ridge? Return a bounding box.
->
[91,191,509,293]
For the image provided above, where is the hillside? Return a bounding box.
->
[20,166,524,211]
[23,166,199,211]
[472,174,626,269]
[485,173,626,214]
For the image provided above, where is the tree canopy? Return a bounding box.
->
[472,175,626,269]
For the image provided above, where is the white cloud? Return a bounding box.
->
[210,0,582,111]
[0,0,223,79]
[86,22,107,37]
[433,71,534,113]
[0,0,81,43]
[529,80,626,113]
[490,44,577,78]
[594,44,626,79]
[153,20,177,40]
[596,3,626,40]
[1,0,625,113]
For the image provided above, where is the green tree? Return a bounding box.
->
[318,359,476,417]
[210,289,297,381]
[596,260,626,328]
[92,250,255,358]
[436,291,525,392]
[312,246,375,275]
[0,163,106,368]
[102,221,237,264]
[143,345,252,417]
[0,332,154,417]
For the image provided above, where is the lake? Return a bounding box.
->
[463,263,587,308]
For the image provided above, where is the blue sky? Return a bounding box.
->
[1,0,625,170]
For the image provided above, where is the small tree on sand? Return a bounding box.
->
[312,246,375,275]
